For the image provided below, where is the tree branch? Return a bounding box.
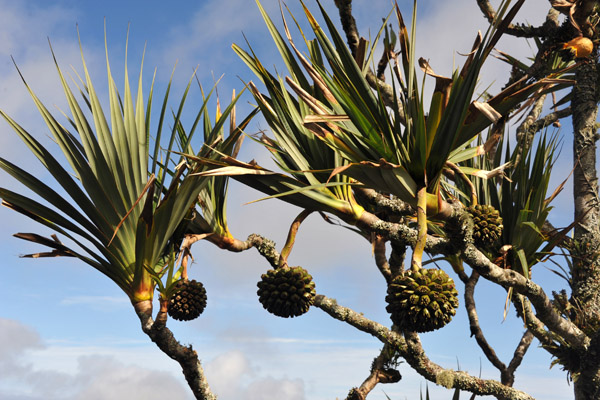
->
[465,272,507,373]
[475,0,555,37]
[513,294,559,350]
[333,0,360,56]
[373,234,393,283]
[357,210,451,255]
[528,106,572,133]
[572,58,600,283]
[355,209,590,351]
[503,330,535,387]
[201,232,283,269]
[134,301,216,400]
[313,294,537,399]
[403,331,535,400]
[388,240,407,278]
[346,342,401,400]
[465,273,534,387]
[354,187,414,218]
[515,94,548,167]
[247,233,281,268]
[376,48,393,81]
[462,243,589,350]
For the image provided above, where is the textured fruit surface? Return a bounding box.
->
[468,204,503,249]
[386,268,459,332]
[562,36,593,58]
[257,266,316,318]
[168,279,207,321]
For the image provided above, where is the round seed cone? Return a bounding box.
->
[257,266,316,318]
[168,279,207,321]
[468,204,503,250]
[386,268,459,332]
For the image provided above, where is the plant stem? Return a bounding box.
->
[411,186,427,272]
[279,210,312,268]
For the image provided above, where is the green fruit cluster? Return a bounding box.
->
[168,279,207,321]
[386,268,459,332]
[468,204,503,249]
[257,266,316,318]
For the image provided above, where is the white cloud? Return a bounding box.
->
[0,318,43,363]
[154,0,262,82]
[0,1,90,115]
[0,318,43,383]
[205,350,306,400]
[205,350,253,398]
[244,376,305,400]
[0,1,78,58]
[69,355,191,400]
[0,314,573,400]
[0,0,106,193]
[0,318,192,400]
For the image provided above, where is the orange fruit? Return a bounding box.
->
[562,36,594,58]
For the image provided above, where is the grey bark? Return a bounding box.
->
[134,300,217,400]
[571,55,600,400]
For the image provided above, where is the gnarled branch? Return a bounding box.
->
[465,272,507,372]
[346,342,401,400]
[355,209,589,351]
[134,301,216,400]
[373,234,393,283]
[476,0,556,37]
[314,294,537,400]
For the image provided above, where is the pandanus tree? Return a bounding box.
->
[196,0,598,399]
[3,0,600,399]
[0,35,256,398]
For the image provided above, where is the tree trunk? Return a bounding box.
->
[134,301,217,400]
[571,56,600,400]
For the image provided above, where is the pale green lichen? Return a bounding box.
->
[436,370,455,389]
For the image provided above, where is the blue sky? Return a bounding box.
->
[0,0,578,399]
